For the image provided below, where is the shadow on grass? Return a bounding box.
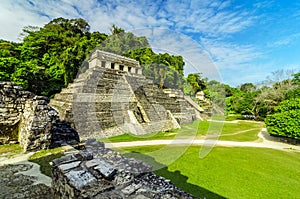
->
[124,152,225,199]
[28,152,64,177]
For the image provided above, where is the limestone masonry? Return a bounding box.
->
[50,50,203,138]
[0,50,203,198]
[52,138,196,199]
[0,82,79,151]
[0,81,197,198]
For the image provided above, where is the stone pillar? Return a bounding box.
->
[114,63,119,70]
[137,68,142,75]
[19,96,58,151]
[105,61,111,69]
[123,66,128,72]
[89,58,97,69]
[132,68,137,74]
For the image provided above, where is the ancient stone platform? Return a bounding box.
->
[50,50,203,138]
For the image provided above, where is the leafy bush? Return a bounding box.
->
[265,98,300,139]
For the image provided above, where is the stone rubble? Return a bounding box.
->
[0,164,53,199]
[52,138,197,199]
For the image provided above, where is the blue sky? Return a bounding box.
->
[1,0,300,86]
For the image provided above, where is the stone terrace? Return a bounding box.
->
[50,50,202,138]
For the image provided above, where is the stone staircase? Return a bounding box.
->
[51,58,206,139]
[51,67,182,138]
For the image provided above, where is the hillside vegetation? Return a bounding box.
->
[0,18,185,96]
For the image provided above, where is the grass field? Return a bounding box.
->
[122,145,300,199]
[101,120,264,142]
[0,143,22,157]
[2,120,295,198]
[107,120,298,198]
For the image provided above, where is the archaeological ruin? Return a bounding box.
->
[0,82,79,151]
[50,50,203,139]
[52,138,196,198]
[0,50,205,198]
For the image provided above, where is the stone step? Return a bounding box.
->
[50,99,72,109]
[74,120,117,131]
[53,93,74,102]
[141,120,172,133]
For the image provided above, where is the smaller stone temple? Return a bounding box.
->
[88,50,142,75]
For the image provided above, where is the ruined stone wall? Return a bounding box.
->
[52,139,196,199]
[18,96,58,151]
[0,82,34,143]
[0,82,79,151]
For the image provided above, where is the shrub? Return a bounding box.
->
[265,98,300,139]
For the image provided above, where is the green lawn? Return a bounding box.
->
[101,120,264,142]
[0,144,64,177]
[0,143,22,156]
[122,145,300,199]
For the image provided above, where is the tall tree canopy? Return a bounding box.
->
[0,18,186,95]
[0,18,108,96]
[185,73,206,94]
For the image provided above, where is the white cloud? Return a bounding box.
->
[267,33,300,48]
[1,0,258,41]
[133,28,222,81]
[0,0,267,85]
[0,0,50,41]
[200,37,262,70]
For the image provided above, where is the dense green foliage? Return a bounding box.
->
[0,18,186,95]
[185,73,206,94]
[225,71,299,121]
[125,47,185,89]
[265,72,300,139]
[0,18,108,96]
[265,99,300,139]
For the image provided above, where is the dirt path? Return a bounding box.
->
[105,128,300,152]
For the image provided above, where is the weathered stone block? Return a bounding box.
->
[58,161,81,172]
[76,150,93,161]
[51,141,196,198]
[94,160,117,179]
[52,154,78,166]
[65,170,97,189]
